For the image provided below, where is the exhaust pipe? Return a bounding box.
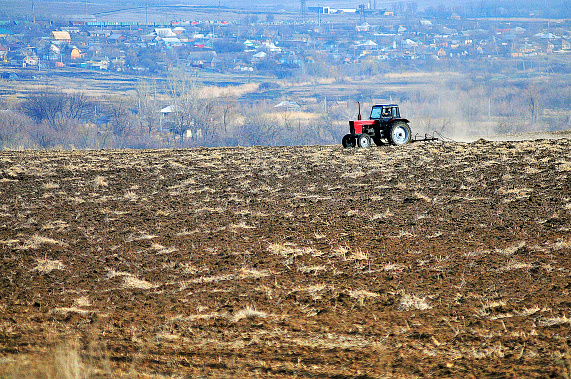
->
[358,102,362,120]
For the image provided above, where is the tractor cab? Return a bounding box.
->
[370,105,400,120]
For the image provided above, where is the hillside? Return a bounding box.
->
[1,139,571,378]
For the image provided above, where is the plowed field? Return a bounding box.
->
[2,139,571,378]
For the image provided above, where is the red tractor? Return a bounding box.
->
[342,104,413,148]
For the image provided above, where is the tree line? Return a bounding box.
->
[0,70,346,149]
[2,66,571,150]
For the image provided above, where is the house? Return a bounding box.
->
[161,37,182,45]
[0,28,14,38]
[292,34,310,42]
[233,63,253,71]
[70,46,82,59]
[0,45,8,62]
[252,51,267,60]
[47,44,61,60]
[160,105,177,116]
[51,31,72,43]
[274,101,301,111]
[261,41,281,52]
[86,59,109,70]
[155,28,176,38]
[360,40,378,49]
[108,34,126,43]
[23,55,39,66]
[61,27,81,34]
[243,40,260,50]
[402,39,420,47]
[88,30,112,38]
[552,38,571,51]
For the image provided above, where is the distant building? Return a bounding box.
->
[155,28,176,38]
[0,28,14,38]
[308,6,331,14]
[23,55,39,66]
[51,31,72,43]
[274,101,301,111]
[0,45,8,62]
[70,47,82,59]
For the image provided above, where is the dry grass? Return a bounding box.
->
[42,182,60,190]
[92,175,108,188]
[399,293,432,311]
[496,241,526,256]
[20,235,68,250]
[123,275,154,290]
[231,306,268,322]
[0,339,109,379]
[267,243,318,258]
[32,258,65,274]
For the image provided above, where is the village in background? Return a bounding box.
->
[1,0,571,149]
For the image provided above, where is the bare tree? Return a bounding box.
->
[527,84,541,121]
[106,98,132,139]
[20,89,94,131]
[165,68,216,143]
[133,79,159,135]
[63,92,94,121]
[20,89,66,129]
[219,95,235,134]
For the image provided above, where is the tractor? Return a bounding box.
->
[342,103,429,148]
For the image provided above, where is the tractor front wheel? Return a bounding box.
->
[342,134,356,148]
[388,122,411,145]
[357,134,372,148]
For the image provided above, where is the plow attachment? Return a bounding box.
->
[411,133,439,143]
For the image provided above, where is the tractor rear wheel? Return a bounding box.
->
[357,134,372,148]
[342,134,356,148]
[388,122,411,145]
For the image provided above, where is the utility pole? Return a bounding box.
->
[359,4,366,24]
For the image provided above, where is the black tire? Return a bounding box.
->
[388,122,411,145]
[357,134,372,148]
[342,134,356,148]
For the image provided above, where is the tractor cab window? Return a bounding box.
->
[370,106,381,119]
[370,106,400,119]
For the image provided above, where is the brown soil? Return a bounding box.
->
[1,139,571,378]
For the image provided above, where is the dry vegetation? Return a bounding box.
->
[2,139,571,378]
